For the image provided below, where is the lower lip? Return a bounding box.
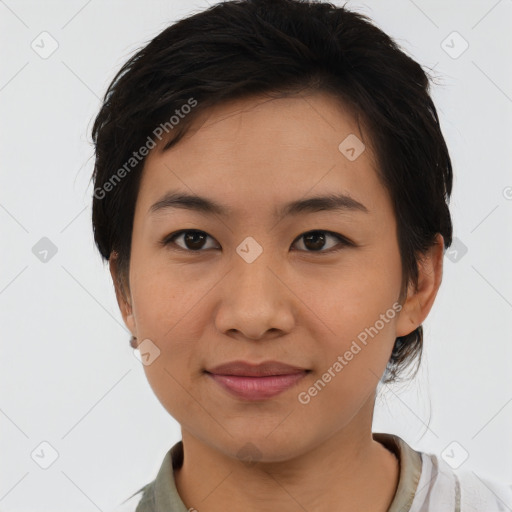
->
[207,372,308,401]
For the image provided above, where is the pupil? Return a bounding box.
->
[185,231,206,250]
[304,232,325,251]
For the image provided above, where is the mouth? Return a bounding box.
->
[204,360,310,401]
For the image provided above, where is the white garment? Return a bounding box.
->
[409,452,512,511]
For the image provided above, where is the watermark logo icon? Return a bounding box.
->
[31,441,59,469]
[133,338,161,366]
[441,31,469,59]
[445,237,468,263]
[338,134,365,161]
[236,236,263,263]
[31,31,59,59]
[236,442,263,467]
[441,441,469,469]
[32,237,58,263]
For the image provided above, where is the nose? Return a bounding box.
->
[214,251,296,341]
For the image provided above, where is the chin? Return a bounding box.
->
[217,433,310,465]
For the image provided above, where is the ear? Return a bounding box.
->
[109,252,137,339]
[395,233,444,337]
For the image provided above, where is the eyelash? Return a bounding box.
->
[160,229,354,254]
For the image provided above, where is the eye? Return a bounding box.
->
[161,229,352,253]
[291,230,352,253]
[162,230,219,251]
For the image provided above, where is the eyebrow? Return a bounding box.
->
[148,191,369,219]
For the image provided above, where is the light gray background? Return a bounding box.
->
[1,0,511,510]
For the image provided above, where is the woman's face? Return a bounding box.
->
[113,92,439,462]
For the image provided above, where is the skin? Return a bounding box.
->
[110,92,444,511]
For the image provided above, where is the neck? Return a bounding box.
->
[174,420,399,512]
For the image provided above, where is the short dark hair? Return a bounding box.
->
[91,0,453,384]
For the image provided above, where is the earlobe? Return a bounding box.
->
[109,252,137,337]
[395,234,444,337]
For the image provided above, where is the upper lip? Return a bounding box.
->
[205,360,309,377]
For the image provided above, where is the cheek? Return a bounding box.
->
[142,361,203,434]
[304,259,401,328]
[135,307,204,425]
[306,264,402,372]
[128,269,199,388]
[130,256,200,334]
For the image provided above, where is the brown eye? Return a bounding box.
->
[163,230,218,251]
[292,230,351,253]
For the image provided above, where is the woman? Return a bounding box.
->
[90,1,512,510]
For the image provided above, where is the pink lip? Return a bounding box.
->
[205,360,309,401]
[207,372,308,400]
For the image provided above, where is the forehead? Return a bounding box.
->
[136,92,387,221]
